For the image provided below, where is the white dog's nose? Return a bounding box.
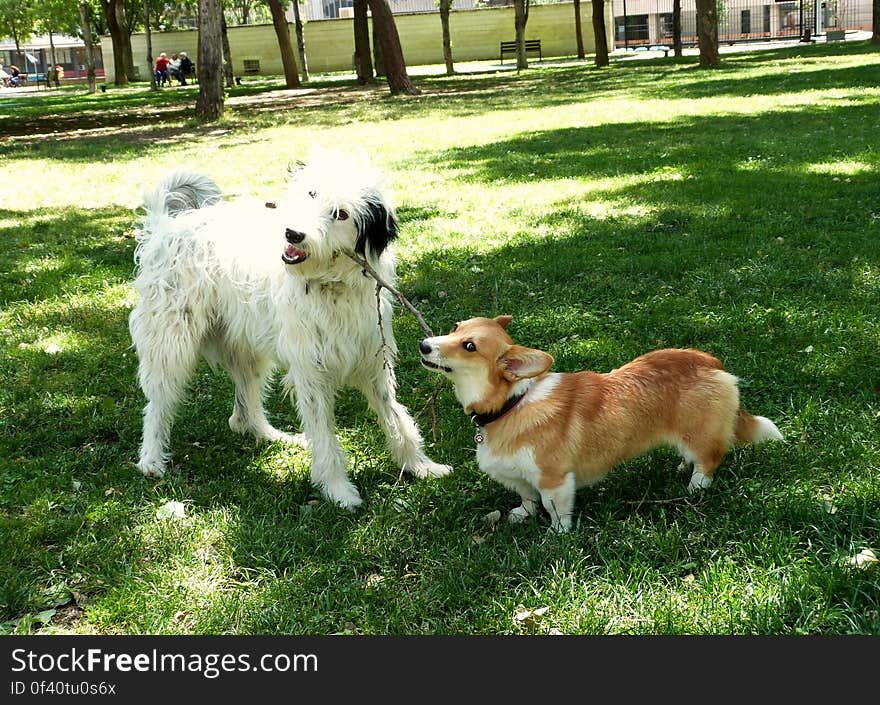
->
[419,340,433,355]
[285,228,306,244]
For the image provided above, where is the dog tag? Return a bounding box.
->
[474,432,484,444]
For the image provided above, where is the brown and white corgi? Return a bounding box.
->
[419,316,783,532]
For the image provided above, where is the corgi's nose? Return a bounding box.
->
[419,340,432,355]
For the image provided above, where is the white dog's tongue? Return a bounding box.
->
[284,244,306,262]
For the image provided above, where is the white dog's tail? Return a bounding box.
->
[142,171,223,221]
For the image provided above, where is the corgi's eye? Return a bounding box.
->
[463,341,476,352]
[336,209,350,221]
[450,323,459,333]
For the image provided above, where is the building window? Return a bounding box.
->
[614,14,650,42]
[741,9,751,34]
[763,5,771,33]
[243,59,260,74]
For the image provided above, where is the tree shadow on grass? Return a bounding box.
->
[2,155,877,632]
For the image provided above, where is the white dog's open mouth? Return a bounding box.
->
[282,244,308,265]
[420,357,452,373]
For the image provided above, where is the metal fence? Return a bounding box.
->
[610,0,872,48]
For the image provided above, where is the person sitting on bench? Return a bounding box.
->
[178,52,194,85]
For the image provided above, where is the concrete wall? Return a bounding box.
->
[102,3,612,82]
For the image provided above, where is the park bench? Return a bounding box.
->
[649,44,670,57]
[500,39,542,64]
[32,73,51,89]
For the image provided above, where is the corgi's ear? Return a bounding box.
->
[494,315,513,330]
[497,345,553,381]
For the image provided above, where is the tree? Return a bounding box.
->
[592,0,608,67]
[143,0,157,90]
[695,0,720,67]
[372,12,385,77]
[873,0,879,44]
[79,3,98,92]
[291,0,309,82]
[353,0,374,84]
[221,14,235,87]
[0,1,35,69]
[266,0,300,88]
[367,0,419,95]
[673,0,682,57]
[513,0,529,70]
[439,0,454,75]
[100,0,130,84]
[573,0,585,60]
[196,0,224,120]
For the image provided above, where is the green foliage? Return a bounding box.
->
[0,42,878,634]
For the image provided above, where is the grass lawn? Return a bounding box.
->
[1,42,878,635]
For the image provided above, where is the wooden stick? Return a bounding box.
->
[342,250,434,338]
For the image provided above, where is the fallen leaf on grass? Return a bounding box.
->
[847,548,878,569]
[514,606,550,627]
[156,500,186,520]
[365,574,385,589]
[483,510,501,526]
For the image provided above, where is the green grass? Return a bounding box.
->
[1,42,879,635]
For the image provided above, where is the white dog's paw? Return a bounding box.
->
[406,459,452,479]
[264,429,309,448]
[320,477,363,511]
[688,471,713,493]
[137,460,165,479]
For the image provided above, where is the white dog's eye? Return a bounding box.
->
[308,190,317,199]
[336,209,350,221]
[463,341,476,352]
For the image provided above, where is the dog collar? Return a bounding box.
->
[469,392,526,442]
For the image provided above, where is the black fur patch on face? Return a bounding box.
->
[355,198,398,259]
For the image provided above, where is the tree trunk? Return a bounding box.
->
[115,1,136,81]
[196,0,224,121]
[100,0,128,84]
[292,0,309,82]
[368,0,419,95]
[574,0,585,60]
[143,0,157,91]
[48,28,60,87]
[221,15,235,87]
[695,0,720,67]
[514,0,529,70]
[673,0,683,57]
[267,0,301,88]
[592,0,609,67]
[353,0,374,84]
[79,3,97,93]
[372,12,385,77]
[873,0,880,44]
[439,0,455,74]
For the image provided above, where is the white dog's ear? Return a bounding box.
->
[355,196,398,259]
[496,345,553,381]
[494,315,513,329]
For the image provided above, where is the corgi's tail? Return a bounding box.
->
[735,410,783,444]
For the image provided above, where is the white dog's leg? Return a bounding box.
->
[539,473,576,533]
[131,315,201,478]
[358,370,451,480]
[224,349,307,447]
[290,374,362,511]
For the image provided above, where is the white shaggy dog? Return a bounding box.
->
[128,156,451,509]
